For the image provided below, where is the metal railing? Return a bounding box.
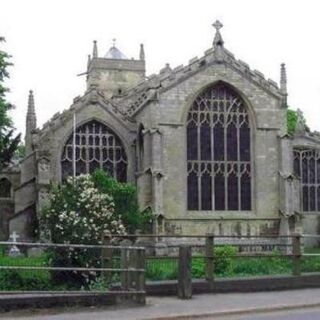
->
[0,240,146,303]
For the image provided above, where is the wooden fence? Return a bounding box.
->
[107,233,307,299]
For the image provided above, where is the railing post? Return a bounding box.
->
[292,233,302,276]
[135,247,146,304]
[178,245,192,299]
[101,233,112,284]
[205,233,214,290]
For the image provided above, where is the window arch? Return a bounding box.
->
[294,148,320,212]
[61,120,128,181]
[186,82,252,211]
[0,178,11,199]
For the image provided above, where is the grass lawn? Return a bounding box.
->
[0,247,51,290]
[145,247,320,281]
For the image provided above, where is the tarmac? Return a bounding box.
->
[2,288,320,319]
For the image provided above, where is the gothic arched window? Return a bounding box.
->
[61,120,128,182]
[0,178,11,198]
[187,83,252,211]
[294,149,320,212]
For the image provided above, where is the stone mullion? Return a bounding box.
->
[85,125,90,174]
[99,125,103,170]
[113,135,117,179]
[223,97,228,211]
[300,151,304,212]
[249,125,253,212]
[308,156,311,212]
[316,153,319,211]
[237,112,241,211]
[197,117,201,211]
[211,111,215,211]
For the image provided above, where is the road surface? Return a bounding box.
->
[2,289,320,319]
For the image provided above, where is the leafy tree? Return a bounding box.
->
[287,109,298,135]
[287,108,310,135]
[0,37,21,170]
[15,143,26,160]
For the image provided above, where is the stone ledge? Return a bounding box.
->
[0,292,144,312]
[146,273,320,296]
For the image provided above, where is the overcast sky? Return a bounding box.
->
[1,0,320,137]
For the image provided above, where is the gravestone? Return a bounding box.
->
[8,231,22,257]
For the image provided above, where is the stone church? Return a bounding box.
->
[1,21,320,243]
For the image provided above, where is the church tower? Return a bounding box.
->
[86,40,146,98]
[25,90,37,155]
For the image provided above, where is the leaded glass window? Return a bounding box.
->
[61,120,127,181]
[0,178,11,198]
[187,83,252,211]
[294,149,320,212]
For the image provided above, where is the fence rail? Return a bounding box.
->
[1,233,320,301]
[0,240,146,304]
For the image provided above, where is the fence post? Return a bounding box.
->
[101,233,113,284]
[121,247,129,291]
[178,245,192,299]
[292,233,301,276]
[205,233,214,290]
[135,248,146,304]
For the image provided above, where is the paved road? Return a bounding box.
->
[222,307,320,320]
[2,289,320,320]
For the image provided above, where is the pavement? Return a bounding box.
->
[2,288,320,319]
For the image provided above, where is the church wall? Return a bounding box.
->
[134,104,159,209]
[14,181,36,213]
[138,63,285,235]
[9,204,37,241]
[19,153,36,184]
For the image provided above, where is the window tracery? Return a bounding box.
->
[186,83,252,211]
[294,149,320,212]
[61,120,127,181]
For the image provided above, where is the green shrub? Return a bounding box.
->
[214,246,237,275]
[92,170,153,234]
[191,257,205,278]
[0,268,52,291]
[0,270,24,290]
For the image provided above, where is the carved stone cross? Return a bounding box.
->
[8,231,22,257]
[212,20,223,32]
[10,231,20,243]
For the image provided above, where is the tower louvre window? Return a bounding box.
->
[61,120,127,181]
[186,83,252,211]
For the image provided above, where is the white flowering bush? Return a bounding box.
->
[42,174,125,243]
[41,174,126,287]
